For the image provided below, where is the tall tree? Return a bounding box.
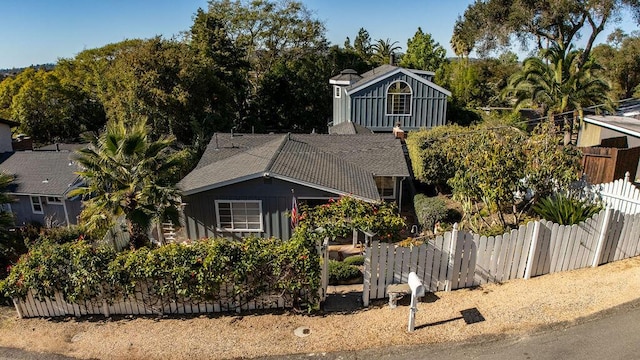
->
[456,0,640,68]
[504,45,611,144]
[353,28,373,61]
[592,31,640,99]
[371,39,401,66]
[400,27,447,71]
[204,0,327,86]
[70,120,187,249]
[10,69,105,144]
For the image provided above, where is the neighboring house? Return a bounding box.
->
[0,151,83,227]
[0,117,19,153]
[578,100,640,181]
[178,132,411,241]
[329,65,451,132]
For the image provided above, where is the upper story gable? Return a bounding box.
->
[330,65,451,132]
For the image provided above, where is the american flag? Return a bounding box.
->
[291,195,299,229]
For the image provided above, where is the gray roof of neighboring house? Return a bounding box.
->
[179,133,410,201]
[581,98,640,138]
[35,143,87,151]
[328,122,374,135]
[0,151,81,196]
[584,114,640,138]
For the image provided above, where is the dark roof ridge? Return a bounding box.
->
[264,134,289,173]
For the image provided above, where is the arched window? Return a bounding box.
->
[386,81,412,115]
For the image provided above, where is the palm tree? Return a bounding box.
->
[504,45,611,144]
[371,38,401,66]
[70,119,186,249]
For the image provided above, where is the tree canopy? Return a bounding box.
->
[455,0,640,67]
[399,27,447,72]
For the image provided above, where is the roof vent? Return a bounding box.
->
[340,69,358,75]
[42,178,49,183]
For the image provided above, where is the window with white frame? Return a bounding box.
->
[30,196,43,214]
[46,196,63,205]
[375,177,396,199]
[386,81,412,115]
[215,200,263,232]
[334,86,341,98]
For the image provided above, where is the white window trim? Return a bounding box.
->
[376,176,396,200]
[30,196,44,214]
[46,196,63,205]
[215,200,263,232]
[334,86,341,98]
[385,81,412,116]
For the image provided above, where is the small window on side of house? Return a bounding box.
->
[375,177,396,199]
[46,196,62,205]
[215,200,263,232]
[334,86,341,98]
[30,196,43,214]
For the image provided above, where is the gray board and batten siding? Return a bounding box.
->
[349,72,448,131]
[183,177,341,241]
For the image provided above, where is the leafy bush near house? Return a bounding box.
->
[0,232,322,311]
[297,196,406,242]
[343,255,365,266]
[22,225,89,248]
[533,194,602,225]
[328,260,361,285]
[414,194,448,233]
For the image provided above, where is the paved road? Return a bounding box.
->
[268,299,640,360]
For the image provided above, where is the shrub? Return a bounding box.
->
[0,234,322,311]
[328,260,361,285]
[533,194,602,225]
[414,194,447,233]
[20,224,89,249]
[343,255,364,266]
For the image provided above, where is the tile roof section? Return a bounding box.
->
[0,151,81,195]
[179,132,410,201]
[294,134,410,177]
[270,139,380,201]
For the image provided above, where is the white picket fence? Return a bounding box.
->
[13,282,294,319]
[363,176,640,306]
[596,173,640,214]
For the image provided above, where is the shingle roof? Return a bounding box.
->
[179,135,285,194]
[179,133,411,201]
[270,139,380,200]
[294,134,410,177]
[0,151,81,195]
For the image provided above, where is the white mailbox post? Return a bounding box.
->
[407,271,425,332]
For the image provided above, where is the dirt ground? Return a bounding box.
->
[1,256,640,360]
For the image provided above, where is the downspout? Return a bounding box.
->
[62,198,71,227]
[398,177,405,214]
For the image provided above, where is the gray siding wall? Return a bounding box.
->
[183,178,341,241]
[10,195,81,227]
[350,73,448,131]
[332,86,351,125]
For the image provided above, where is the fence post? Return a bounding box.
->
[592,208,613,268]
[362,241,372,307]
[524,221,541,279]
[445,223,459,292]
[12,298,23,319]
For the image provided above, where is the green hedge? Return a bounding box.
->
[0,233,321,311]
[328,260,362,285]
[414,194,448,233]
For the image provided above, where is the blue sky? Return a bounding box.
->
[0,0,636,69]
